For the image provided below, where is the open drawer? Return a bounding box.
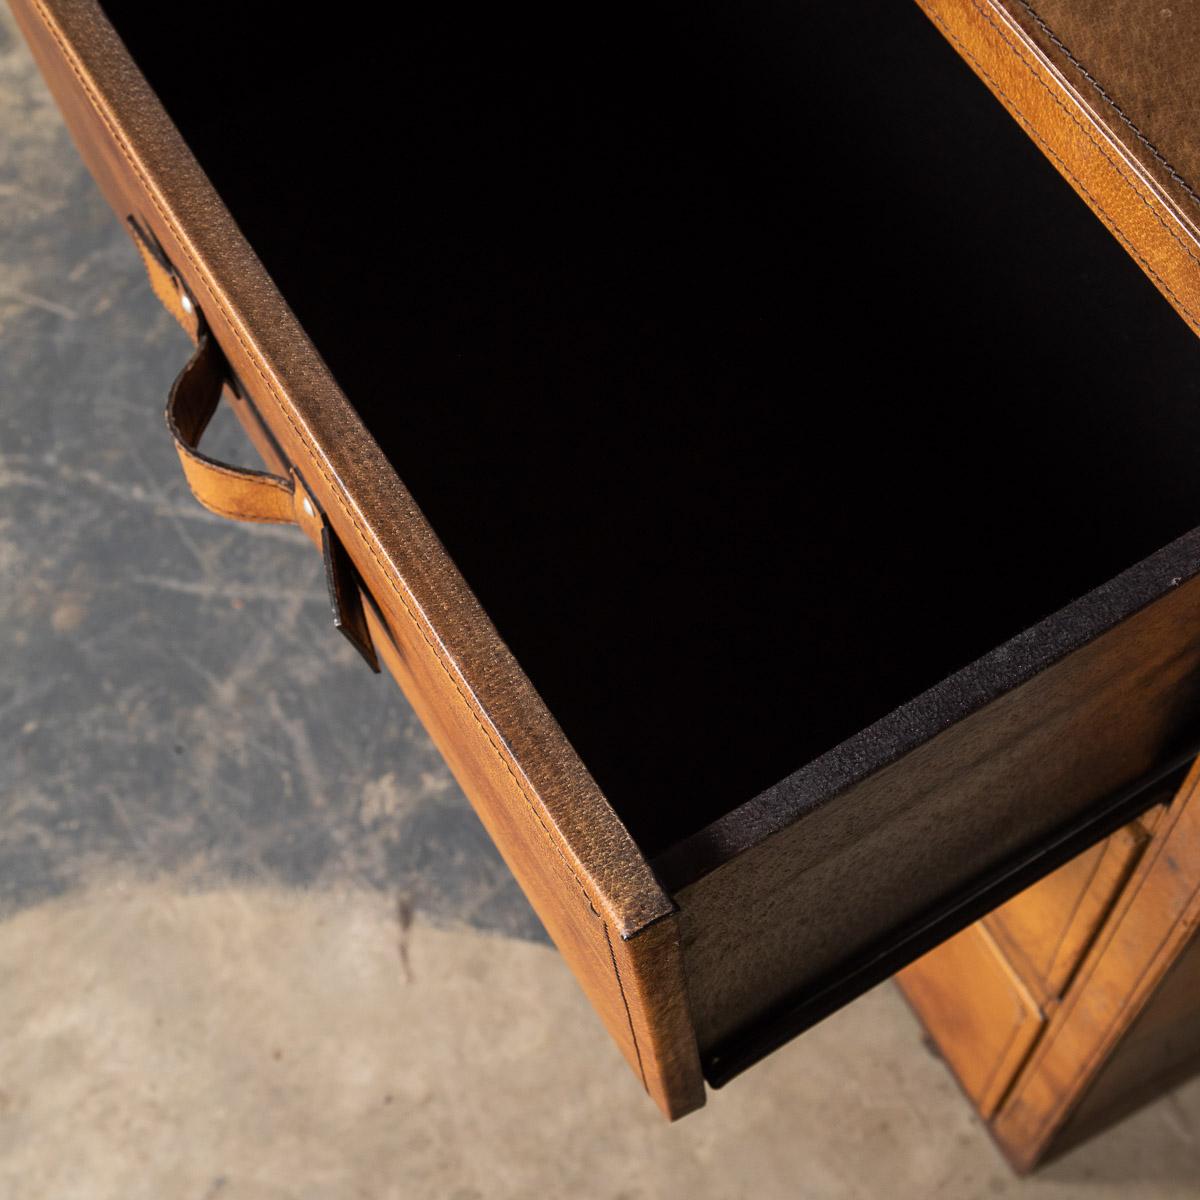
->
[14,0,1200,1117]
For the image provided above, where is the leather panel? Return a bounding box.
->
[1010,0,1200,229]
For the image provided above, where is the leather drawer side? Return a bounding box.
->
[10,0,705,1118]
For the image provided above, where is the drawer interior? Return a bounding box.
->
[101,2,1200,865]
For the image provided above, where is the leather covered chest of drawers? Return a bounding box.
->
[13,0,1200,1118]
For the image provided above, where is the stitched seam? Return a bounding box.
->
[192,495,294,524]
[968,0,1200,270]
[25,3,611,932]
[605,923,648,1093]
[180,449,294,491]
[920,5,1200,334]
[1014,0,1200,211]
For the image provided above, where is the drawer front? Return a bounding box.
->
[899,923,1045,1118]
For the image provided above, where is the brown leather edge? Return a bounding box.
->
[916,0,1200,340]
[11,0,704,1117]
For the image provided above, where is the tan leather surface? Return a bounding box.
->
[126,214,200,340]
[9,0,704,1117]
[1009,0,1200,229]
[166,333,298,526]
[919,0,1200,339]
[163,335,379,669]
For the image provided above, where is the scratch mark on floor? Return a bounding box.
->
[396,892,415,982]
[0,287,77,320]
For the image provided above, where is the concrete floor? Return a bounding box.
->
[2,6,1199,1197]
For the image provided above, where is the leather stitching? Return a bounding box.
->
[967,0,1200,272]
[919,3,1200,334]
[179,448,294,492]
[1014,0,1200,212]
[605,923,648,1090]
[25,0,618,967]
[191,494,296,525]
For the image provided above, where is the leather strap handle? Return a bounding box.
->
[140,214,379,671]
[164,332,379,672]
[166,332,298,525]
[133,211,297,525]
